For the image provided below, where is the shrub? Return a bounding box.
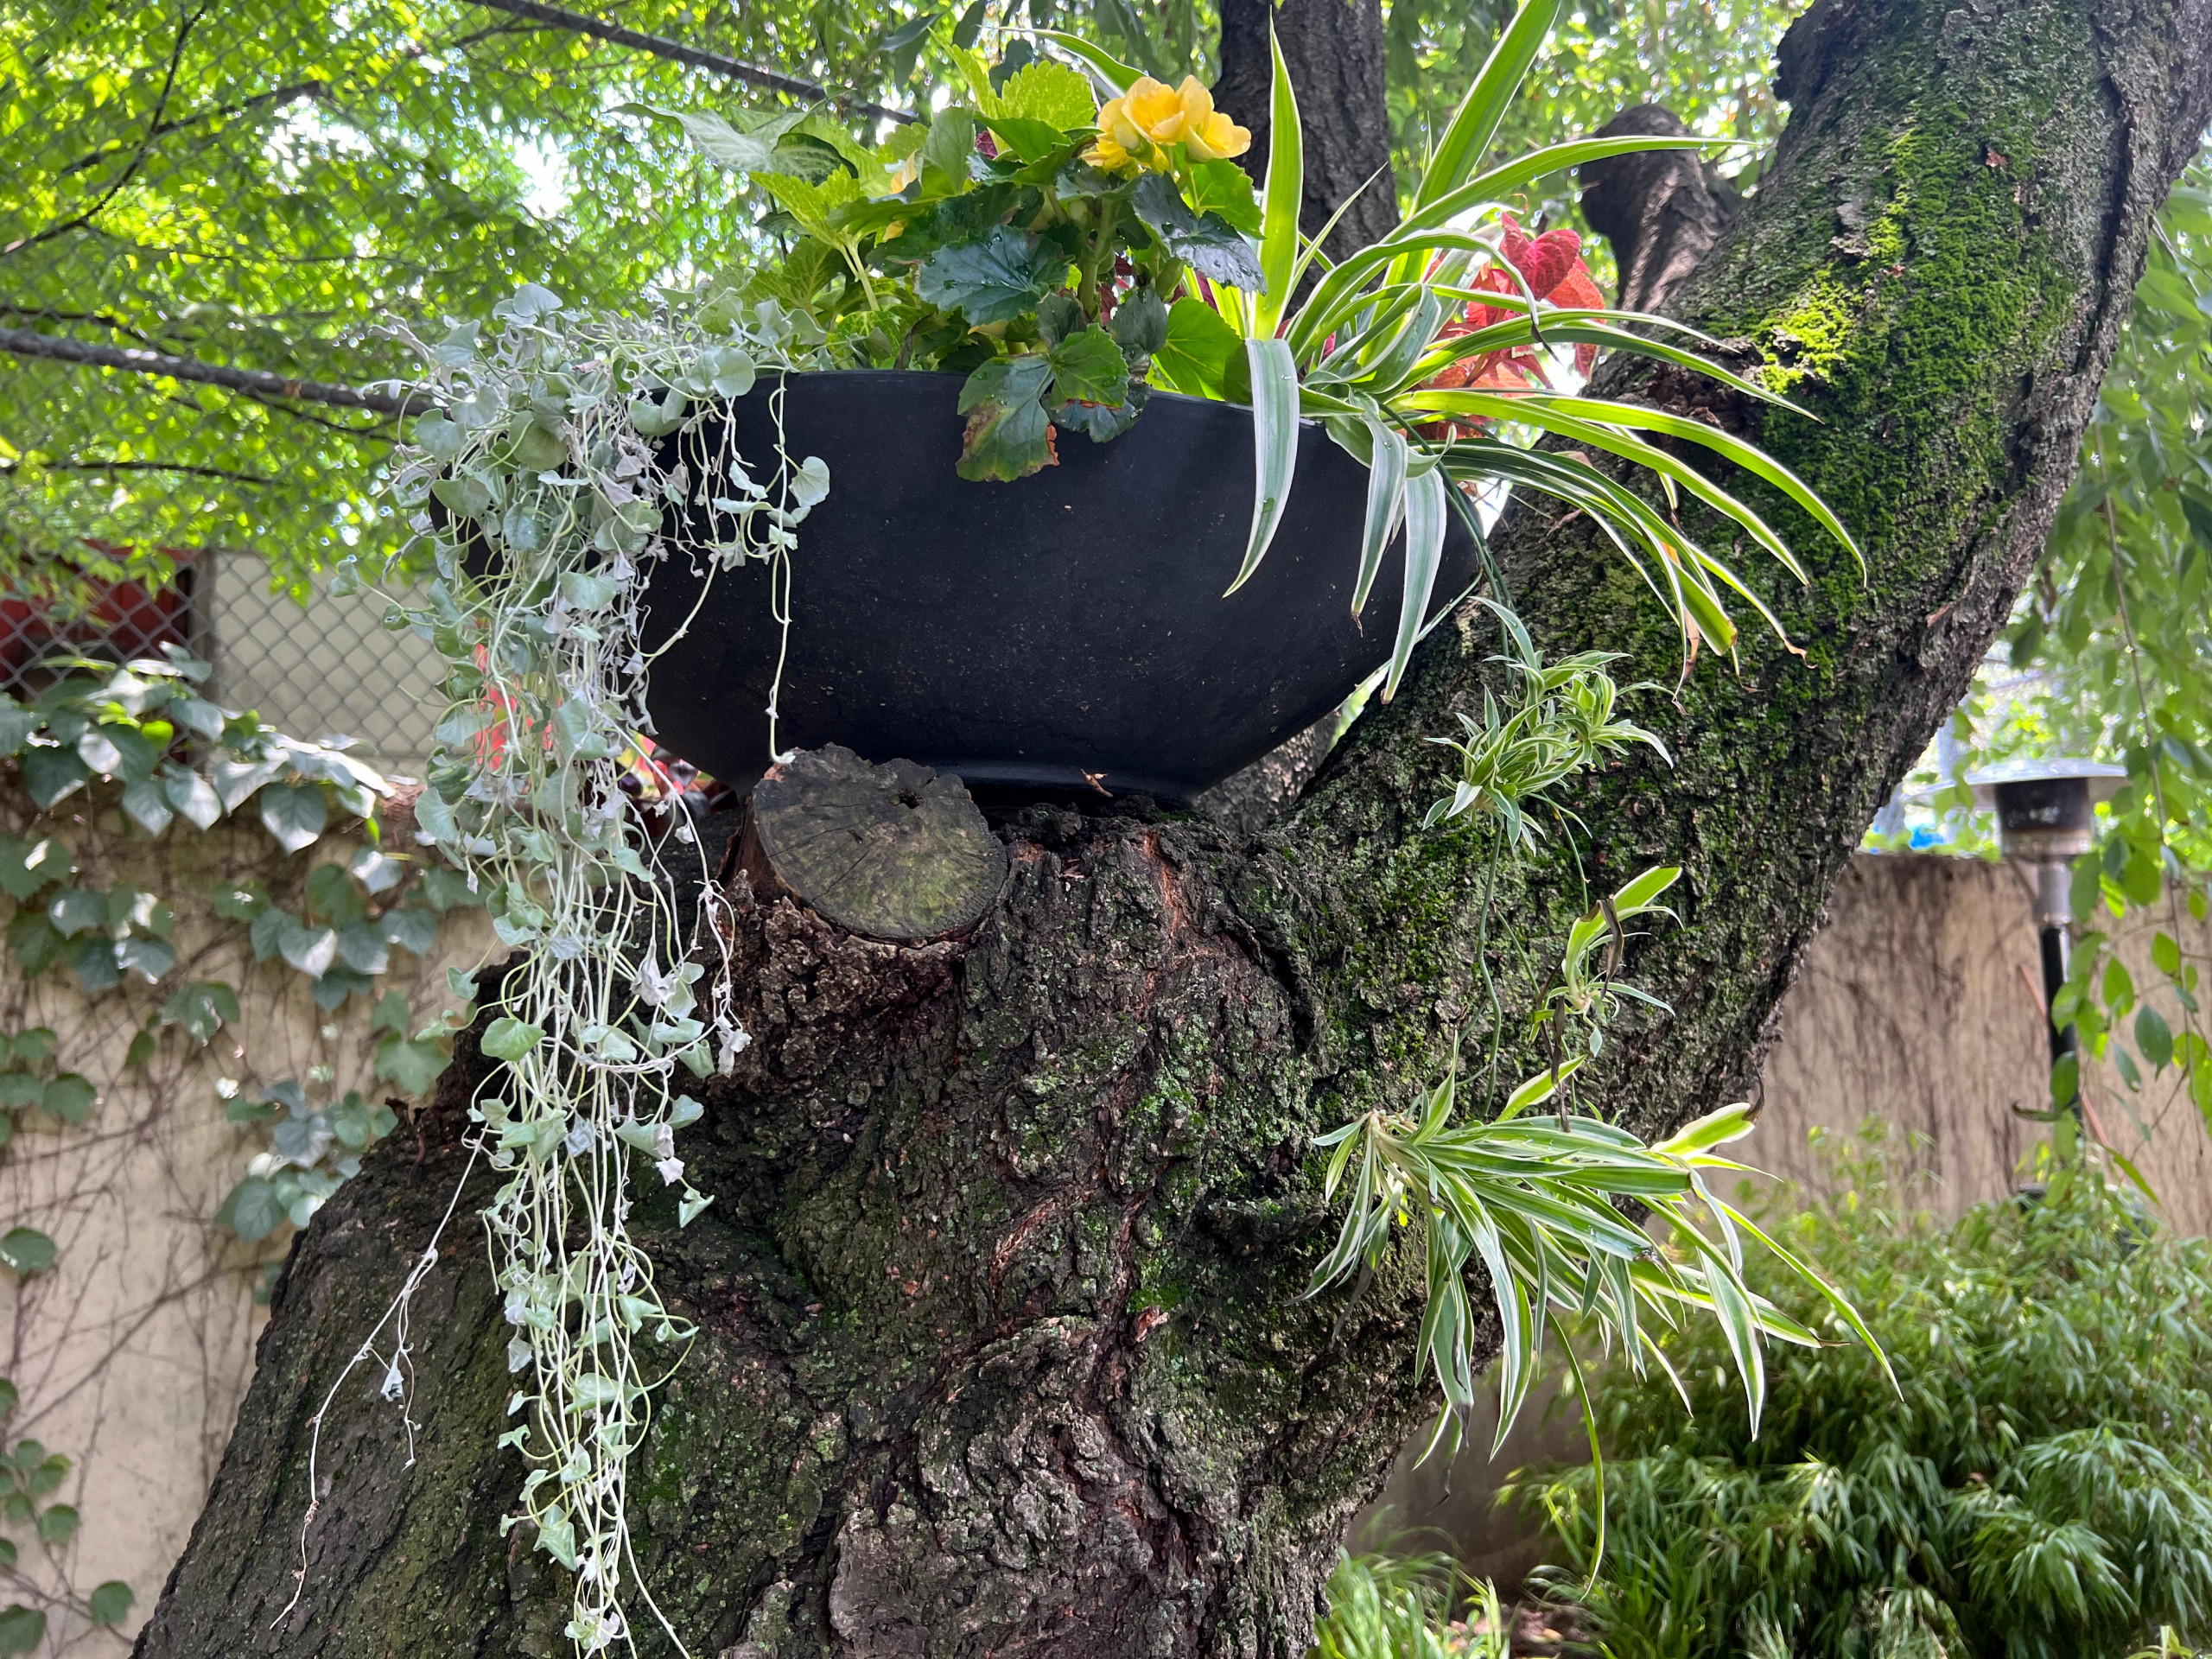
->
[1513,1130,2212,1659]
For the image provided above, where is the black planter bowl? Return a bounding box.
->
[640,370,1480,805]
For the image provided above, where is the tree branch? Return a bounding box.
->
[0,326,427,417]
[0,458,273,486]
[1,0,209,261]
[464,0,918,124]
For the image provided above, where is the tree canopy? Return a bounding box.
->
[1,0,1792,598]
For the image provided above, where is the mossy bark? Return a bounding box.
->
[137,2,2212,1655]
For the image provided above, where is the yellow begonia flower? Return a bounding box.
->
[1084,75,1249,172]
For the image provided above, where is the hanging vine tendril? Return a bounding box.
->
[295,288,832,1654]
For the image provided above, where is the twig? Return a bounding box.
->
[467,0,918,123]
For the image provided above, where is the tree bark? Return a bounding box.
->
[1214,0,1398,257]
[137,1,2212,1656]
[1576,105,1743,316]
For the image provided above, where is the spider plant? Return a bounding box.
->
[1057,0,1861,696]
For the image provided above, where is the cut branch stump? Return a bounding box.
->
[734,745,1007,942]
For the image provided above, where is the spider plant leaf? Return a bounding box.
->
[1352,291,1446,398]
[1653,1100,1756,1156]
[1518,393,1861,568]
[1503,1053,1586,1116]
[1405,387,1825,594]
[1709,1196,1898,1389]
[1414,0,1563,213]
[1611,863,1681,912]
[1554,1329,1608,1580]
[1036,29,1140,94]
[1255,25,1303,336]
[1399,135,1718,241]
[1697,1249,1767,1434]
[1351,419,1409,616]
[1285,162,1389,302]
[1225,336,1301,595]
[1382,467,1446,700]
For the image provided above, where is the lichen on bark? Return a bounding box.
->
[137,2,2212,1656]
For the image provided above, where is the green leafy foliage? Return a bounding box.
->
[1515,1141,2212,1658]
[87,1581,133,1626]
[0,1230,52,1276]
[1311,1551,1511,1659]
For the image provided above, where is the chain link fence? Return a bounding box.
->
[0,558,442,774]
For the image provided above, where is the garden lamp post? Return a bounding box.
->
[1965,758,2126,1111]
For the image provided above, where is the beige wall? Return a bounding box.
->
[0,792,487,1649]
[1357,850,2212,1581]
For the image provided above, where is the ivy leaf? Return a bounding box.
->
[379,906,437,957]
[88,1583,133,1627]
[376,1033,449,1097]
[210,756,283,813]
[156,763,220,830]
[261,784,328,855]
[35,1504,77,1547]
[481,1018,546,1061]
[41,1075,96,1125]
[211,878,271,922]
[121,778,174,836]
[0,1230,54,1276]
[214,1176,287,1243]
[0,1605,44,1656]
[69,936,121,995]
[5,915,63,977]
[276,919,339,980]
[917,227,1062,326]
[306,861,368,928]
[0,702,36,759]
[124,1029,156,1069]
[955,355,1057,481]
[1046,327,1130,410]
[9,1031,53,1066]
[334,921,391,976]
[117,936,177,984]
[161,981,241,1044]
[0,1077,35,1111]
[168,696,226,742]
[94,722,161,784]
[1131,173,1264,290]
[2138,1003,2175,1071]
[0,836,68,903]
[21,746,89,810]
[247,904,291,962]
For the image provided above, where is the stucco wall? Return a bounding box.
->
[1357,850,2212,1581]
[0,794,488,1648]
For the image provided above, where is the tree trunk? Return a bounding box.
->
[1214,0,1398,257]
[137,2,2212,1655]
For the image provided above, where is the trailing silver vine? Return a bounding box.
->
[318,287,831,1653]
